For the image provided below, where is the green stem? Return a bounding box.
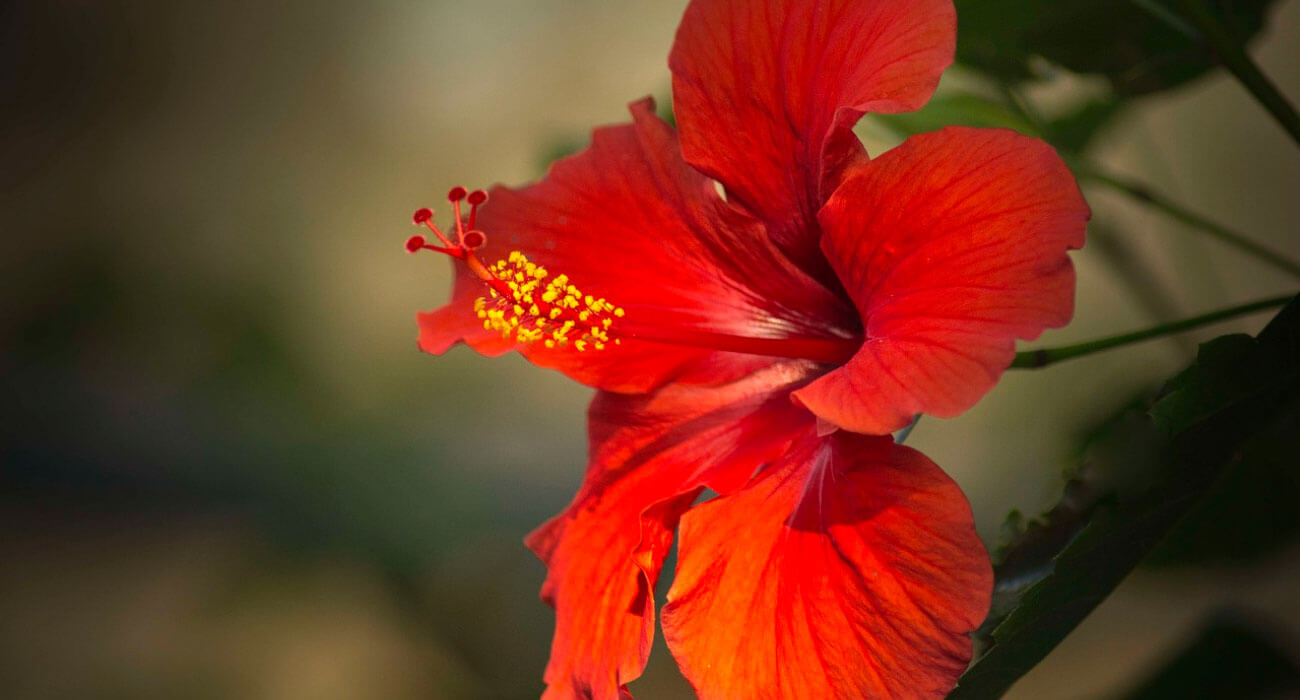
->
[1012,294,1294,369]
[1079,166,1300,279]
[1175,0,1300,147]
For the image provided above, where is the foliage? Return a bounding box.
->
[953,0,1280,96]
[948,299,1300,699]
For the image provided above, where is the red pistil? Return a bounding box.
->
[620,322,859,365]
[407,186,491,259]
[467,189,487,230]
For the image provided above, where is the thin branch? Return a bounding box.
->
[1175,0,1300,147]
[1079,167,1300,280]
[1012,294,1294,369]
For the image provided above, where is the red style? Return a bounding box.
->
[409,1,1088,698]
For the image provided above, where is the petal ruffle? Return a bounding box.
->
[418,98,853,394]
[669,0,956,272]
[662,430,992,700]
[794,127,1089,435]
[528,362,817,699]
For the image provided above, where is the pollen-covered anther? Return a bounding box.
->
[473,250,625,351]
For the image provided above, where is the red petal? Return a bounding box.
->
[794,127,1089,434]
[528,363,817,698]
[670,0,956,272]
[662,431,992,700]
[529,483,694,700]
[418,98,852,394]
[417,264,513,357]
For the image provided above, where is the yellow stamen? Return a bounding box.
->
[473,250,624,353]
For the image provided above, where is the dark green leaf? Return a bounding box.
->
[948,299,1300,700]
[953,0,1280,96]
[1151,329,1297,435]
[1147,400,1300,564]
[976,396,1163,647]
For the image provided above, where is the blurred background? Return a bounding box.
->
[2,1,1298,698]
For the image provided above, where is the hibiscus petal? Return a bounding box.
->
[528,483,695,700]
[418,98,852,394]
[794,127,1089,435]
[416,261,514,357]
[669,0,956,272]
[662,430,992,700]
[528,362,817,699]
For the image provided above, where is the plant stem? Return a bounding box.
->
[1079,166,1300,279]
[1012,294,1294,369]
[1175,0,1300,147]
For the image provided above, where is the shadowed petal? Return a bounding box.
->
[794,127,1089,435]
[670,0,956,273]
[663,431,992,700]
[528,362,817,699]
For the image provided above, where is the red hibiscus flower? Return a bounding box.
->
[407,1,1088,698]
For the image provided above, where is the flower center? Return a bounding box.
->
[406,187,623,352]
[406,186,859,363]
[477,251,624,351]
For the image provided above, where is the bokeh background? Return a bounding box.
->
[3,1,1299,698]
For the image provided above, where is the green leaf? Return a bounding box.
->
[1151,330,1298,435]
[1147,399,1300,565]
[871,93,1040,138]
[976,396,1162,647]
[872,91,1123,159]
[953,0,1281,96]
[1119,613,1300,698]
[1043,98,1126,154]
[948,299,1300,700]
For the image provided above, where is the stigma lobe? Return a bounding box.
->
[406,186,490,256]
